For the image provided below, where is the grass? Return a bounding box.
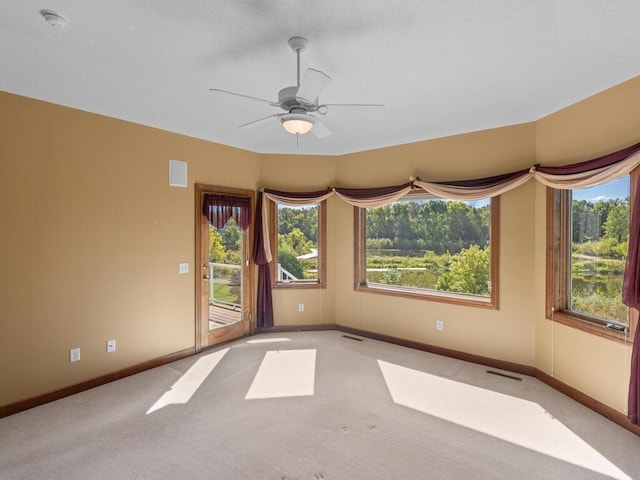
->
[571,294,628,324]
[213,283,239,304]
[366,252,451,270]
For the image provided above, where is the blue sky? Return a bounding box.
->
[572,176,629,202]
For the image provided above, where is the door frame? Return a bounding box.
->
[195,184,255,352]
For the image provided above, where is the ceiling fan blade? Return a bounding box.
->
[210,88,278,107]
[321,103,385,112]
[311,118,331,138]
[239,114,281,129]
[296,68,331,103]
[318,103,385,120]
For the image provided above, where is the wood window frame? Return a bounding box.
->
[268,199,327,289]
[354,196,500,309]
[545,179,638,343]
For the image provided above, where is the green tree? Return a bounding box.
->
[365,199,490,253]
[603,202,629,242]
[436,245,489,295]
[278,250,304,279]
[572,199,604,243]
[367,206,394,242]
[224,249,241,265]
[391,202,415,246]
[279,227,313,256]
[420,201,450,253]
[220,219,241,249]
[446,201,485,253]
[208,226,226,263]
[278,205,318,242]
[595,199,614,236]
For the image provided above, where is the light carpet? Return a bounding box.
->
[1,330,639,479]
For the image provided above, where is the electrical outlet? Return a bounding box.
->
[69,347,80,363]
[298,303,304,312]
[106,339,116,353]
[436,320,444,331]
[178,262,189,274]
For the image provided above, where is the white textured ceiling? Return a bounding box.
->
[2,1,640,156]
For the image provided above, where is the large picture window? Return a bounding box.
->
[271,201,326,287]
[355,194,499,308]
[548,176,632,337]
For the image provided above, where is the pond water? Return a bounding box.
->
[570,271,626,323]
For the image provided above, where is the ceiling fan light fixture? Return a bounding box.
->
[281,113,315,135]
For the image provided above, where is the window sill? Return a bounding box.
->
[356,283,497,310]
[274,280,325,289]
[548,310,630,343]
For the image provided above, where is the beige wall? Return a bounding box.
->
[2,76,640,415]
[0,92,260,406]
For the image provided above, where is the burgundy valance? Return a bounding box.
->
[436,168,531,188]
[333,181,414,199]
[264,188,332,200]
[537,141,640,175]
[203,194,252,231]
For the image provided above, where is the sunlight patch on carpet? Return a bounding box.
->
[246,337,292,344]
[146,348,229,414]
[245,349,316,399]
[378,360,631,480]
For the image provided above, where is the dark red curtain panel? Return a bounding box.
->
[536,141,640,175]
[623,181,640,424]
[203,194,252,231]
[623,181,640,310]
[628,328,640,424]
[252,192,273,328]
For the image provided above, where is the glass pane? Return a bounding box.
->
[277,204,319,283]
[208,219,242,330]
[569,176,629,324]
[365,198,491,296]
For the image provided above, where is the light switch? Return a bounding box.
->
[179,262,189,274]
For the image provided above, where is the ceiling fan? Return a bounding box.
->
[210,36,384,138]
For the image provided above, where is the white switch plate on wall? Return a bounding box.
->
[179,262,189,274]
[107,339,116,353]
